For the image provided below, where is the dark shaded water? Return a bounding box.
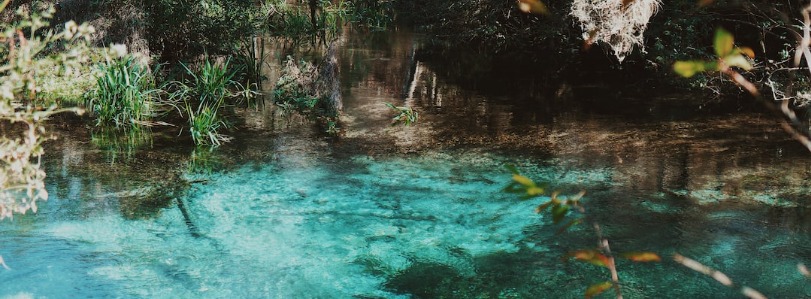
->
[1,28,811,298]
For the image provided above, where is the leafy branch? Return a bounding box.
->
[674,27,811,153]
[504,165,660,299]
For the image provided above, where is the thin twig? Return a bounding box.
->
[673,253,767,299]
[594,224,623,299]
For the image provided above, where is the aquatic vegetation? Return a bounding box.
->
[85,54,158,128]
[90,126,153,162]
[347,0,394,28]
[266,0,349,36]
[233,37,267,94]
[384,102,418,126]
[168,57,243,146]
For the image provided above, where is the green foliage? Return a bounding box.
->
[385,102,419,126]
[347,0,394,28]
[674,28,754,78]
[85,55,157,127]
[168,57,242,146]
[0,3,92,219]
[266,0,349,36]
[233,38,266,93]
[142,0,264,61]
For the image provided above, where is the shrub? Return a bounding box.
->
[142,0,264,61]
[0,3,93,219]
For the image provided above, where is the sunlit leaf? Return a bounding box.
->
[736,47,755,59]
[585,281,613,299]
[569,249,610,267]
[551,204,569,223]
[673,60,716,78]
[621,252,662,262]
[714,28,734,57]
[517,0,549,15]
[723,55,752,71]
[526,186,544,196]
[512,174,535,187]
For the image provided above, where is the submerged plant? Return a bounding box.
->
[85,54,157,127]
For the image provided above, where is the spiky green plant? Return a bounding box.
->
[85,55,156,127]
[169,56,239,146]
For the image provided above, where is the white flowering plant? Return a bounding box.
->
[0,1,94,219]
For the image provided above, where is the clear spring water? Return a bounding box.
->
[2,29,811,298]
[2,147,810,298]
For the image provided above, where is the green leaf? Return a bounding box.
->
[621,252,662,262]
[512,174,535,187]
[585,281,614,299]
[504,164,519,175]
[526,186,544,196]
[673,60,716,78]
[714,28,734,57]
[723,55,752,71]
[551,204,569,224]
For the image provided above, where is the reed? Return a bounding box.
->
[168,56,238,146]
[85,55,157,127]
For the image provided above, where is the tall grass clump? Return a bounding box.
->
[169,57,242,146]
[347,0,393,29]
[234,37,266,94]
[266,0,349,36]
[85,54,157,127]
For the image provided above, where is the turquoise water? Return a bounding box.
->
[2,29,811,298]
[2,146,811,298]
